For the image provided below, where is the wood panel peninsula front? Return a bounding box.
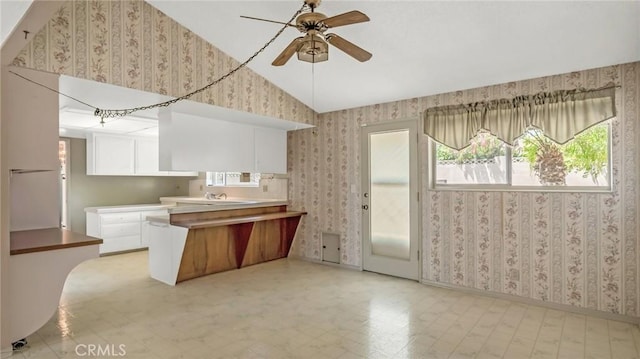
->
[146,200,306,285]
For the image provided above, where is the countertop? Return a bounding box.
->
[159,197,288,214]
[84,203,172,213]
[85,198,288,216]
[10,228,103,255]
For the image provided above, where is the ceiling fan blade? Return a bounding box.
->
[326,34,372,62]
[240,15,296,28]
[322,10,369,28]
[272,37,304,66]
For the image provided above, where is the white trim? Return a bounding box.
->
[433,184,613,194]
[421,278,640,325]
[361,119,421,280]
[416,117,424,282]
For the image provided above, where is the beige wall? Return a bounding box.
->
[65,137,189,234]
[288,62,640,319]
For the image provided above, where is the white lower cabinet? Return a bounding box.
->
[140,210,170,247]
[86,206,169,254]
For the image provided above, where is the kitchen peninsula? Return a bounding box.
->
[147,198,306,285]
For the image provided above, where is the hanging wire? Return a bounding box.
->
[9,3,307,123]
[9,70,95,109]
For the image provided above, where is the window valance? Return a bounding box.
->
[423,87,616,150]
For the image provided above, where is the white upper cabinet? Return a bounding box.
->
[255,127,287,174]
[135,138,161,175]
[87,133,196,176]
[160,112,257,173]
[87,134,136,175]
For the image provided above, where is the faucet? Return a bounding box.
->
[204,192,227,200]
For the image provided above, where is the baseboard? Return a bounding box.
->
[421,278,640,325]
[1,346,13,358]
[288,254,362,271]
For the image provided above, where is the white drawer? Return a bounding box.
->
[101,222,141,238]
[100,212,140,224]
[100,235,141,254]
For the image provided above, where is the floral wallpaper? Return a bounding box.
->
[12,0,640,320]
[288,62,640,318]
[11,0,315,125]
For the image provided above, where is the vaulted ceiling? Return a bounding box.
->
[3,1,640,114]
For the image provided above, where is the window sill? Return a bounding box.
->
[431,185,613,194]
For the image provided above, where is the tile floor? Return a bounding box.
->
[13,251,640,358]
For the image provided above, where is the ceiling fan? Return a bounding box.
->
[241,0,372,66]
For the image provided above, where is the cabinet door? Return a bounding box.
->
[255,127,287,174]
[88,134,136,175]
[135,138,162,175]
[159,112,256,172]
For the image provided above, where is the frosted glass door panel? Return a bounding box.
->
[369,130,410,260]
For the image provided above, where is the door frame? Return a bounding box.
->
[59,138,70,229]
[360,118,422,280]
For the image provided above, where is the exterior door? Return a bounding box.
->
[361,120,420,280]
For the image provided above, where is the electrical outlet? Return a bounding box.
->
[262,185,268,192]
[199,184,203,191]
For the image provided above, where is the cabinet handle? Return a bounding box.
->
[362,205,368,210]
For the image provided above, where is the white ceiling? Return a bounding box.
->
[0,0,34,47]
[148,0,640,114]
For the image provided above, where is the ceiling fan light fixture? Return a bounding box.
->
[297,34,328,63]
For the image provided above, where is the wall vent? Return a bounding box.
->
[321,232,340,264]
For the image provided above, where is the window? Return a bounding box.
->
[205,172,261,187]
[435,132,508,185]
[433,122,611,190]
